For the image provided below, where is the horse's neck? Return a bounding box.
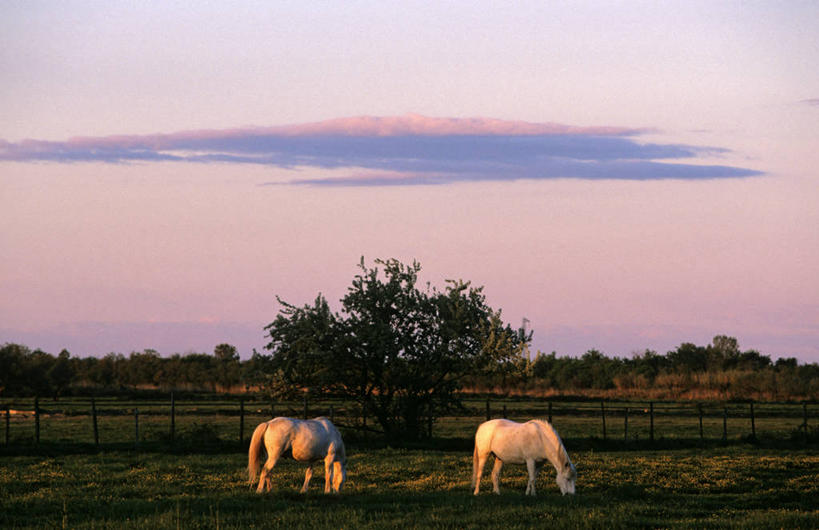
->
[551,440,569,469]
[536,423,569,470]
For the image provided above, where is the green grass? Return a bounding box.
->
[2,397,817,528]
[2,446,817,529]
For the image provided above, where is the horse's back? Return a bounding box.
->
[475,419,546,464]
[267,417,343,463]
[474,419,519,452]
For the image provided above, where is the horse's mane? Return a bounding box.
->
[531,419,571,469]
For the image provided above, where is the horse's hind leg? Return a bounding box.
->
[257,453,282,493]
[300,464,313,493]
[491,457,504,495]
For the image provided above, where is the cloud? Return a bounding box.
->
[801,98,819,107]
[0,114,761,184]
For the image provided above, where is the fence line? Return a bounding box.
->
[1,395,814,449]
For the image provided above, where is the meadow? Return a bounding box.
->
[2,445,818,529]
[2,397,818,528]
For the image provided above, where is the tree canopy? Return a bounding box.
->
[258,258,529,439]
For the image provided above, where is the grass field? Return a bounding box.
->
[2,445,818,529]
[2,397,818,528]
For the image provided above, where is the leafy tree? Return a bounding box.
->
[213,343,241,390]
[628,349,668,381]
[47,349,75,399]
[128,350,163,387]
[179,353,219,391]
[89,353,126,389]
[532,351,558,382]
[0,343,29,395]
[260,258,528,439]
[23,349,55,397]
[736,349,771,371]
[667,342,708,372]
[707,335,741,370]
[214,343,239,362]
[775,357,798,370]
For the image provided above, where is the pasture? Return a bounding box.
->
[2,397,818,528]
[2,446,818,528]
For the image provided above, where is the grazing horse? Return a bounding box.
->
[248,416,346,494]
[472,418,576,496]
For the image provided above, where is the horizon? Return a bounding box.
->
[2,2,818,363]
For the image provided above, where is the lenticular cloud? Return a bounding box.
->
[0,114,761,184]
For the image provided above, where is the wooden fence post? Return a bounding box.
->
[270,400,275,419]
[34,396,40,445]
[749,402,756,440]
[502,404,507,419]
[624,407,629,442]
[170,393,175,444]
[134,408,140,449]
[803,402,809,441]
[239,398,245,444]
[485,399,491,422]
[4,406,9,446]
[698,403,703,440]
[722,407,728,441]
[548,401,552,424]
[303,394,308,420]
[329,405,335,423]
[91,398,99,447]
[601,401,607,440]
[649,402,654,442]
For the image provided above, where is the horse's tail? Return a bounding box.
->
[247,422,268,484]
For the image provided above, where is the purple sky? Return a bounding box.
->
[2,2,818,362]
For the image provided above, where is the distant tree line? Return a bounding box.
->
[470,335,819,401]
[2,335,817,402]
[0,342,244,398]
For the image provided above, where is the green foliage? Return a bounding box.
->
[258,258,528,439]
[0,343,28,395]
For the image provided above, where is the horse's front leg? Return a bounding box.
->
[491,457,504,495]
[473,452,489,495]
[300,464,313,493]
[525,459,537,496]
[332,461,346,493]
[324,457,334,494]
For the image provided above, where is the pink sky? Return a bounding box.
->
[2,2,818,362]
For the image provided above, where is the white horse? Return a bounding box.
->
[472,418,576,496]
[248,416,347,494]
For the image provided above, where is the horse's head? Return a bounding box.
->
[556,461,576,495]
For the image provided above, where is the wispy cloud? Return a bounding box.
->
[801,98,819,107]
[0,114,761,184]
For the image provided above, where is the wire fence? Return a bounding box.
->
[1,395,815,450]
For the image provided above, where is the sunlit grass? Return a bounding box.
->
[2,446,817,529]
[2,396,817,527]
